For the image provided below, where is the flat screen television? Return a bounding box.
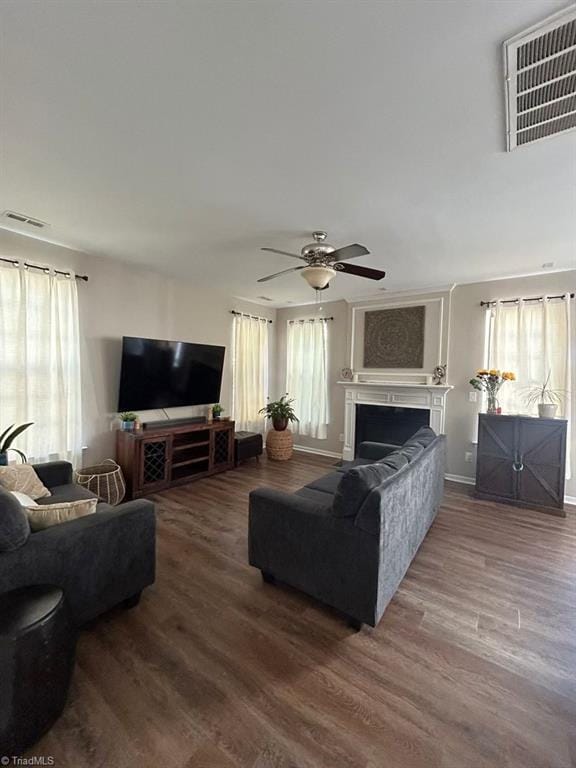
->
[118,336,225,411]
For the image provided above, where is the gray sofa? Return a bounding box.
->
[249,426,446,629]
[0,461,156,626]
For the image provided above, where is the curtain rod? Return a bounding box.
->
[480,293,573,307]
[230,310,273,323]
[288,316,334,323]
[0,256,89,282]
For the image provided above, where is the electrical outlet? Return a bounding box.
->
[339,433,345,443]
[465,451,474,463]
[468,391,478,403]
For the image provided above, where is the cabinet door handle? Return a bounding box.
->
[512,454,524,472]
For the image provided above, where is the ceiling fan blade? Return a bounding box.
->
[257,265,306,282]
[261,247,304,261]
[329,244,370,262]
[338,262,386,280]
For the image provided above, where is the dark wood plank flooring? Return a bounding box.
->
[32,453,576,768]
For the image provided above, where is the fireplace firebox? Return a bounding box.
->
[354,404,429,457]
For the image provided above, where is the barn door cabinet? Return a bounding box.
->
[475,414,567,516]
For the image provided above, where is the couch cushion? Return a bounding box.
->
[400,442,425,463]
[305,472,343,496]
[409,426,437,447]
[294,487,334,509]
[333,463,399,518]
[378,452,409,472]
[335,458,374,473]
[36,483,98,505]
[0,486,30,552]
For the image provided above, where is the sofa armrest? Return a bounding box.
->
[249,487,379,624]
[33,461,73,489]
[357,441,399,461]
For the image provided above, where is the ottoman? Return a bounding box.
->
[0,585,77,756]
[234,432,263,466]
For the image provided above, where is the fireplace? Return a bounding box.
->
[339,381,452,461]
[354,404,429,456]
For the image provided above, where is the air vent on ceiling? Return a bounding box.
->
[2,210,48,229]
[504,6,576,150]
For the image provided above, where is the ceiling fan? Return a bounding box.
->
[258,231,386,291]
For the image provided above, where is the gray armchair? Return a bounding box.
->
[249,427,446,630]
[0,461,156,625]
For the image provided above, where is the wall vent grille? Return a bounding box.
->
[2,210,48,229]
[504,6,576,150]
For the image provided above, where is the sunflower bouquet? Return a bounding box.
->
[469,369,516,414]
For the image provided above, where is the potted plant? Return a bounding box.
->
[212,404,224,420]
[523,371,567,419]
[469,369,515,414]
[119,412,138,431]
[259,395,299,461]
[0,422,33,465]
[259,395,299,431]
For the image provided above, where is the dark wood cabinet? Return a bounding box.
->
[117,420,235,499]
[475,414,567,516]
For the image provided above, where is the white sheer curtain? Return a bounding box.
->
[0,264,83,464]
[488,294,571,475]
[286,318,329,439]
[231,313,269,432]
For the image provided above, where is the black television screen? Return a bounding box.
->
[118,336,225,411]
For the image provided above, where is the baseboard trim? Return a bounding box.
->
[445,473,475,486]
[293,445,343,460]
[445,473,576,507]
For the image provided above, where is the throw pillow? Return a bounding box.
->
[333,462,398,518]
[410,426,437,447]
[0,486,31,551]
[378,452,409,472]
[0,465,51,500]
[24,498,97,531]
[10,491,38,507]
[400,442,425,462]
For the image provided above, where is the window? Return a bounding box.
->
[231,313,269,432]
[486,295,571,474]
[0,265,82,464]
[286,318,329,439]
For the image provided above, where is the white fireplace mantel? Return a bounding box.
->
[338,381,453,460]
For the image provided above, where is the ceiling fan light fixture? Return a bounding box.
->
[301,265,336,290]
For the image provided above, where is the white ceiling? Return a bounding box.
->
[1,0,574,306]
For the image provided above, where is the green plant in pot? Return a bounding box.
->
[0,422,33,465]
[119,412,138,431]
[259,395,299,432]
[212,403,224,420]
[523,371,567,419]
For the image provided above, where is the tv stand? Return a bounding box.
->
[143,416,207,430]
[116,420,235,498]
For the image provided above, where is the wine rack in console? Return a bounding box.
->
[117,420,235,498]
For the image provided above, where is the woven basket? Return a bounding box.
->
[266,429,294,461]
[75,459,126,506]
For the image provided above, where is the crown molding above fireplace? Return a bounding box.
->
[339,381,453,461]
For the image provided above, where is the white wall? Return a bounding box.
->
[0,229,276,463]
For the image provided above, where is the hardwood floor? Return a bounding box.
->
[33,453,576,768]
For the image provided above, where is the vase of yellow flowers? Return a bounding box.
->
[469,369,516,414]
